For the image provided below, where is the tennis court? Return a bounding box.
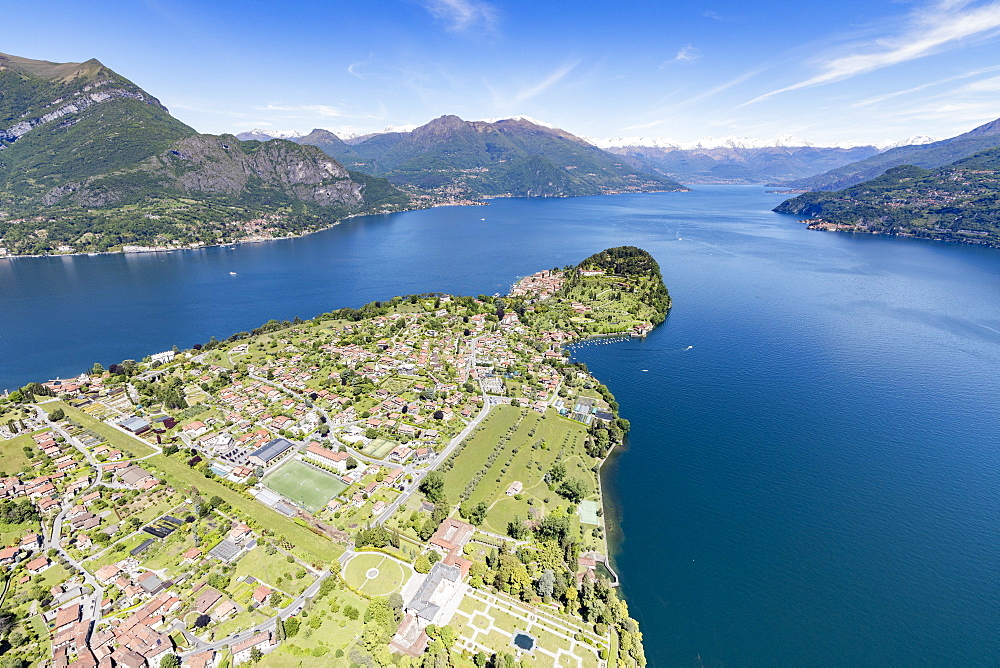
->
[263,459,348,513]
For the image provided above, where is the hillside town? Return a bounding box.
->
[0,247,663,667]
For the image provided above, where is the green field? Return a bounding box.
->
[144,454,342,564]
[0,430,46,474]
[45,401,154,457]
[437,405,597,535]
[342,553,410,597]
[264,460,348,513]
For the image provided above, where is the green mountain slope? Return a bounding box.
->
[293,115,686,197]
[0,52,197,202]
[774,146,1000,247]
[787,117,1000,191]
[0,53,411,255]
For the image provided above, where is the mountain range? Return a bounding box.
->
[0,52,408,255]
[785,118,1000,191]
[240,115,686,197]
[775,144,1000,247]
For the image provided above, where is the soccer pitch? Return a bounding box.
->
[263,459,348,513]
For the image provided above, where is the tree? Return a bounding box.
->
[346,456,358,470]
[419,471,446,504]
[49,408,65,421]
[414,554,432,574]
[536,568,556,599]
[284,616,300,637]
[250,646,263,663]
[159,655,180,668]
[91,362,105,376]
[556,477,587,504]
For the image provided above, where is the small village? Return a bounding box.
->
[0,248,662,668]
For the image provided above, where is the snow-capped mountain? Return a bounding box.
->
[590,134,940,151]
[476,115,561,129]
[237,128,305,141]
[872,135,938,151]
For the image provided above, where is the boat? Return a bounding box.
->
[229,271,238,276]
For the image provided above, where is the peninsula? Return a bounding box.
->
[0,246,668,667]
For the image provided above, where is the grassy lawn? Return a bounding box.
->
[264,460,347,513]
[84,532,151,572]
[259,588,370,666]
[342,553,410,597]
[0,519,40,548]
[232,548,313,597]
[439,405,523,498]
[0,430,47,474]
[209,608,269,639]
[46,401,154,457]
[144,453,341,564]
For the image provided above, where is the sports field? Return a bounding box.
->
[264,459,348,513]
[360,437,398,459]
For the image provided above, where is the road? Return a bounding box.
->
[31,405,106,631]
[374,390,497,526]
[178,570,329,657]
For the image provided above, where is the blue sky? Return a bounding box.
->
[7,0,1000,144]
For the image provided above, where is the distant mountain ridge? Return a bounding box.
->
[588,134,938,151]
[0,52,409,256]
[786,117,1000,191]
[240,115,685,197]
[774,145,1000,247]
[604,144,883,185]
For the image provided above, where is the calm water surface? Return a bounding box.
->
[3,187,999,665]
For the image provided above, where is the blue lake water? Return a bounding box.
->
[3,186,999,664]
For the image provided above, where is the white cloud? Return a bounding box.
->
[672,45,700,63]
[511,61,580,104]
[741,0,1000,106]
[257,104,345,118]
[419,0,498,33]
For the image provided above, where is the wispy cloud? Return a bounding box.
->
[419,0,499,33]
[257,104,345,118]
[852,65,1000,107]
[347,62,365,79]
[671,45,700,63]
[511,61,580,104]
[741,0,1000,106]
[702,10,740,22]
[624,67,764,132]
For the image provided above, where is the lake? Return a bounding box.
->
[3,186,999,665]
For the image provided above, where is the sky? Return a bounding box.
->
[6,0,1000,145]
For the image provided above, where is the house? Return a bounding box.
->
[117,465,158,490]
[232,631,276,664]
[183,548,202,563]
[53,604,81,631]
[428,518,475,555]
[505,481,523,496]
[229,524,252,544]
[96,564,121,584]
[252,585,272,608]
[185,650,216,668]
[182,421,209,438]
[150,351,176,365]
[0,546,19,564]
[214,599,237,620]
[26,556,51,574]
[195,588,223,614]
